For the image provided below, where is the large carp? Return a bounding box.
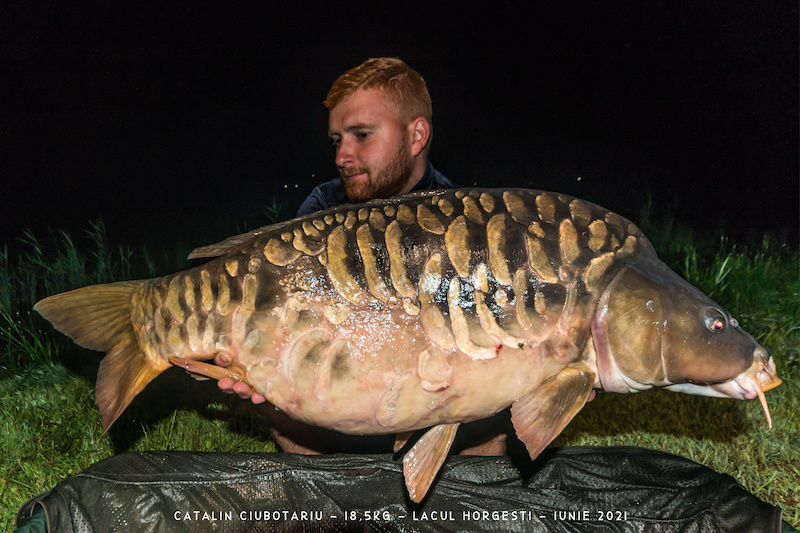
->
[35,188,781,502]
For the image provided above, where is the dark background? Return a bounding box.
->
[2,2,797,254]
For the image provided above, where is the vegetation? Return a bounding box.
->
[1,222,139,370]
[1,212,798,529]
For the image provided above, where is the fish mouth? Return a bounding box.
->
[711,349,781,429]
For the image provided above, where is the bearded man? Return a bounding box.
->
[217,58,517,456]
[296,57,457,216]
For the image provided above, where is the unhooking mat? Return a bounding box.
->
[15,446,786,532]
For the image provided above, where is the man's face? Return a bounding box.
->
[328,88,415,203]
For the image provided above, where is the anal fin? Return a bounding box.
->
[96,340,165,434]
[510,367,595,460]
[402,423,459,503]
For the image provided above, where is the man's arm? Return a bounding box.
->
[296,187,329,217]
[296,178,348,217]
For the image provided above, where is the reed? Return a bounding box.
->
[0,220,150,370]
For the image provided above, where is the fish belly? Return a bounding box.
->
[239,301,557,435]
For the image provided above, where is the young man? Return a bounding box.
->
[218,58,509,455]
[296,57,457,217]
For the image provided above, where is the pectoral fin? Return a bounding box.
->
[402,423,460,503]
[510,367,595,460]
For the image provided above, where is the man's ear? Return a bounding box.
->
[409,117,431,157]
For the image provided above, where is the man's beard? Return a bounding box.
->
[340,141,415,203]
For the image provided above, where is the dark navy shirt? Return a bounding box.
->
[296,162,458,217]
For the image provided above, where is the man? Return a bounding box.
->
[296,57,457,216]
[218,58,509,455]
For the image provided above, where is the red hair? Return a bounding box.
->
[325,57,432,124]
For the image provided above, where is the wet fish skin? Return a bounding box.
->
[135,189,639,433]
[34,188,781,503]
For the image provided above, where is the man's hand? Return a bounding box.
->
[217,378,267,404]
[213,351,266,404]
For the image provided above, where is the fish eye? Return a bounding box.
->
[704,308,727,333]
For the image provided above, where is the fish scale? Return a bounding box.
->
[142,188,634,430]
[34,187,781,504]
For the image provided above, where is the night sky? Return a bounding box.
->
[3,3,798,254]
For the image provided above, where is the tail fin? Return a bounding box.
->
[34,281,169,433]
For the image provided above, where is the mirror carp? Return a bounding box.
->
[34,188,781,502]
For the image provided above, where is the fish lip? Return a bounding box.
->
[715,376,755,400]
[711,354,780,399]
[749,354,782,392]
[735,353,781,429]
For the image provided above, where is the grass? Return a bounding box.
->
[0,221,143,370]
[1,364,277,528]
[1,212,798,530]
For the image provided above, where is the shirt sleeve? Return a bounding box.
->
[296,187,328,217]
[296,178,348,217]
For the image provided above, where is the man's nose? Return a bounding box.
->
[335,139,354,167]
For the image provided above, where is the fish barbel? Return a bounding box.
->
[34,188,781,502]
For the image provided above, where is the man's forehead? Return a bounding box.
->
[329,88,402,131]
